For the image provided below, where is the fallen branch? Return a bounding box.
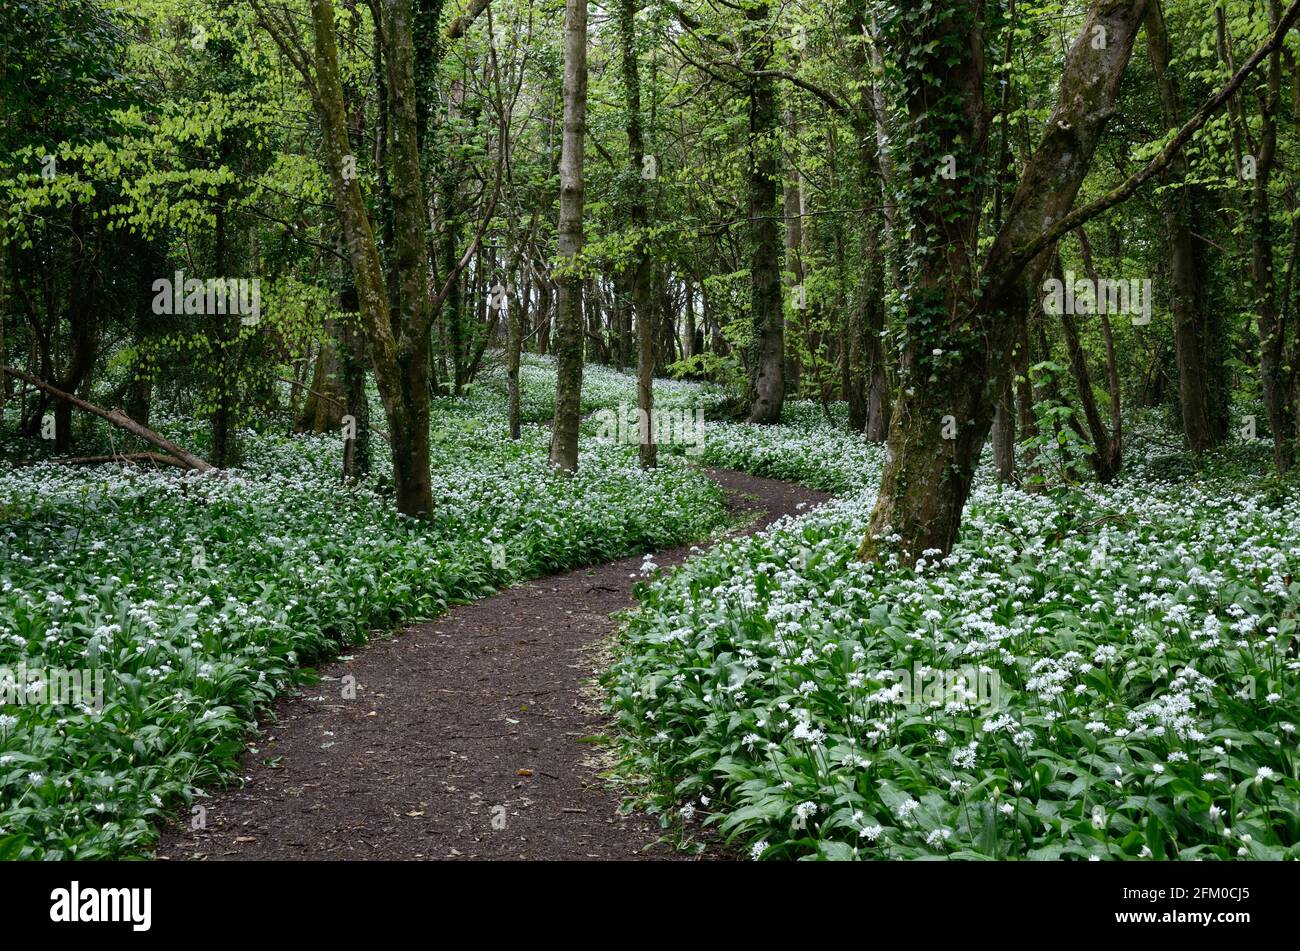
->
[14,452,192,470]
[0,367,215,473]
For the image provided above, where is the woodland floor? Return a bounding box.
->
[154,469,827,861]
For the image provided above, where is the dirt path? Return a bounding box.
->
[155,470,827,861]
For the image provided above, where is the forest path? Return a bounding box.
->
[155,469,827,860]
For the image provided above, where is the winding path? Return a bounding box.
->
[155,470,826,861]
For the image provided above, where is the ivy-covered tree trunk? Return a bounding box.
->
[743,1,785,424]
[860,0,1150,564]
[548,0,587,472]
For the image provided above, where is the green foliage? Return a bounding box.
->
[1019,360,1098,487]
[609,411,1300,860]
[0,364,728,859]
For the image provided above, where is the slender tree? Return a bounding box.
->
[742,0,785,424]
[1148,0,1226,453]
[618,0,656,467]
[549,0,588,471]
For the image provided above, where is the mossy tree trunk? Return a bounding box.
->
[860,0,1151,564]
[303,0,434,516]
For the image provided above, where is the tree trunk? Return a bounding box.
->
[306,0,434,515]
[1017,300,1041,487]
[337,241,370,479]
[0,235,9,415]
[618,0,656,468]
[1058,278,1118,482]
[548,0,587,472]
[683,280,697,360]
[1074,228,1123,475]
[860,0,1150,565]
[1146,0,1222,454]
[1252,0,1294,470]
[992,378,1015,484]
[298,328,348,433]
[848,1,892,441]
[535,271,552,355]
[743,1,785,423]
[507,276,523,440]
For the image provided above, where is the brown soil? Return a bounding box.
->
[154,469,827,861]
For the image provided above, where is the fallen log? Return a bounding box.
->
[0,367,215,473]
[14,452,192,470]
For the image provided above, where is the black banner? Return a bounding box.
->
[0,858,1289,937]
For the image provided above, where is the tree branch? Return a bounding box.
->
[750,69,852,118]
[1,367,214,472]
[446,0,491,40]
[1002,0,1300,280]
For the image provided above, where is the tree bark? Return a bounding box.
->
[743,1,785,424]
[548,0,587,472]
[618,0,656,468]
[861,0,1150,565]
[1147,0,1223,453]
